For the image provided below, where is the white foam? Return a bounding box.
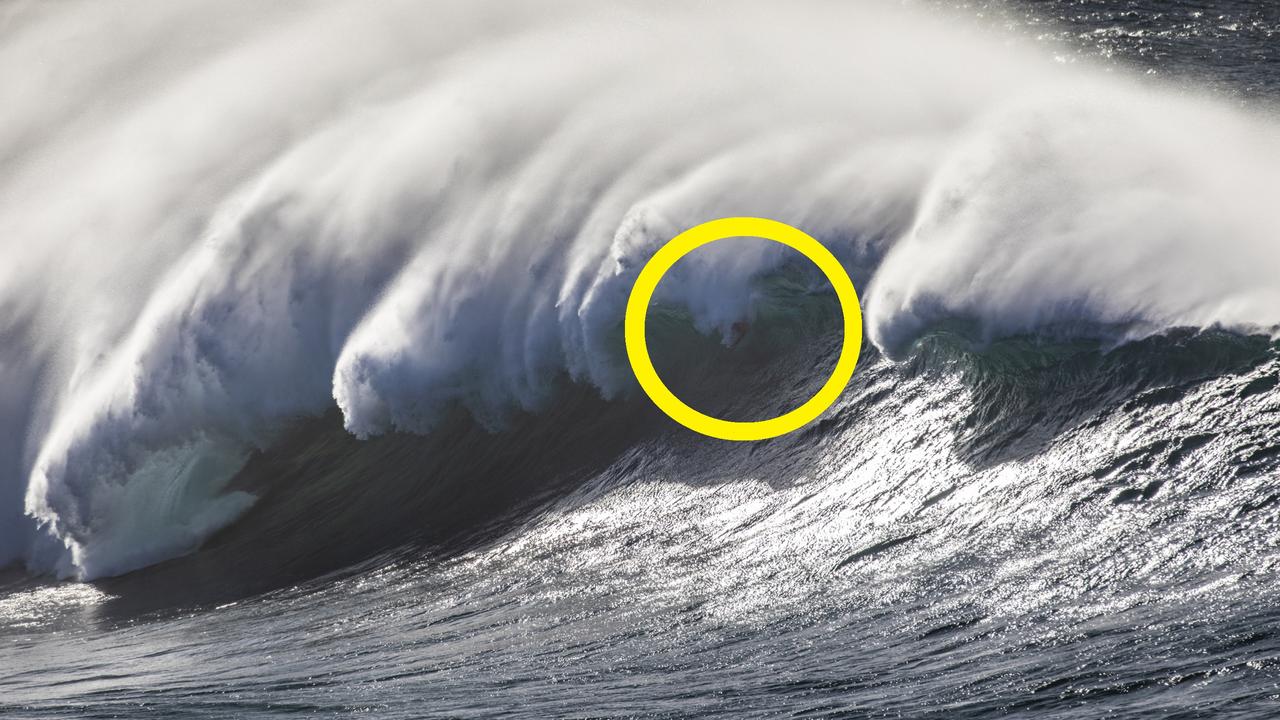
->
[865,84,1280,357]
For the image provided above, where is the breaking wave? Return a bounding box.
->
[1,0,1278,581]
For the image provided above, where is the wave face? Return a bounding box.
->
[0,0,1279,584]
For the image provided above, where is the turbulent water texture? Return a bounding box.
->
[2,1,1280,718]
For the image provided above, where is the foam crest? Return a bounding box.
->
[865,84,1280,356]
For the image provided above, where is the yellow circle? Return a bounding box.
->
[624,217,862,441]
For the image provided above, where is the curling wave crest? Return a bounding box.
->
[1,0,1278,579]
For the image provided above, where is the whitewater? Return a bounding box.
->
[3,1,1280,717]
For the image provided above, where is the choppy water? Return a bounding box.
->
[2,1,1279,717]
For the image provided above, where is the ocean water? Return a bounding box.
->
[2,1,1279,717]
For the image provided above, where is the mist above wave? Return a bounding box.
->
[1,0,1276,579]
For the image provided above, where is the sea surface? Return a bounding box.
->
[2,1,1279,717]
